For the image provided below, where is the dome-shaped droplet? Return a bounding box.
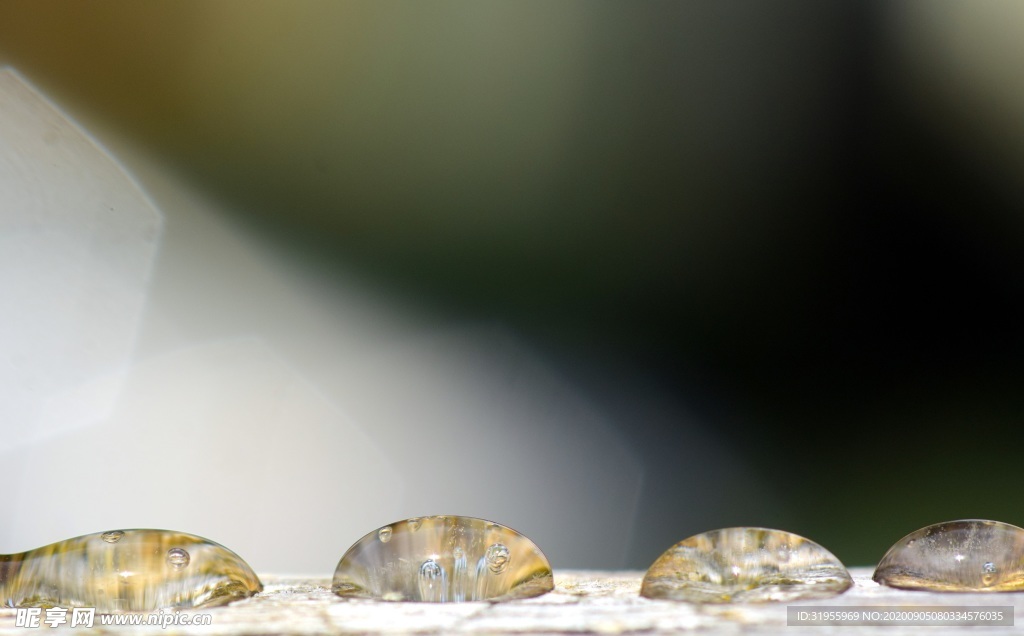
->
[332,516,553,602]
[641,527,853,603]
[101,531,124,543]
[378,526,393,543]
[874,519,1024,591]
[166,548,190,569]
[0,529,261,611]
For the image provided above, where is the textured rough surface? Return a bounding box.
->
[1,569,1021,634]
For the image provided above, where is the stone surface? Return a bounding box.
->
[874,519,1024,592]
[332,516,553,602]
[2,569,1020,635]
[641,527,852,603]
[0,529,261,611]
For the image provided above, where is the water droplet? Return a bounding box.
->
[332,516,552,602]
[485,543,510,574]
[378,526,393,543]
[874,520,1024,591]
[0,530,261,611]
[166,548,190,569]
[641,527,852,603]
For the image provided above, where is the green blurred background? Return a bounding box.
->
[2,0,1023,567]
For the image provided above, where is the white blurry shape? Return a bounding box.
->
[1,337,403,574]
[0,69,161,451]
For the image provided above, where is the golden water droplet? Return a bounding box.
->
[641,527,852,603]
[0,529,261,611]
[332,516,552,602]
[874,519,1024,591]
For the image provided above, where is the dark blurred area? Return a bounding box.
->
[1,1,1022,567]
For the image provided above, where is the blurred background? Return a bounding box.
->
[1,1,1022,573]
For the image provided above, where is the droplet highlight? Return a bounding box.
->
[874,519,1024,591]
[0,529,262,611]
[641,527,853,603]
[332,516,553,602]
[378,526,393,543]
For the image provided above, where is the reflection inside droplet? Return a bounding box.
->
[0,529,261,611]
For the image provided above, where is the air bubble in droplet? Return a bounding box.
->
[101,531,125,543]
[378,527,393,543]
[418,559,446,602]
[485,543,510,574]
[421,559,441,577]
[641,527,852,603]
[874,520,1024,592]
[332,516,552,602]
[166,548,190,569]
